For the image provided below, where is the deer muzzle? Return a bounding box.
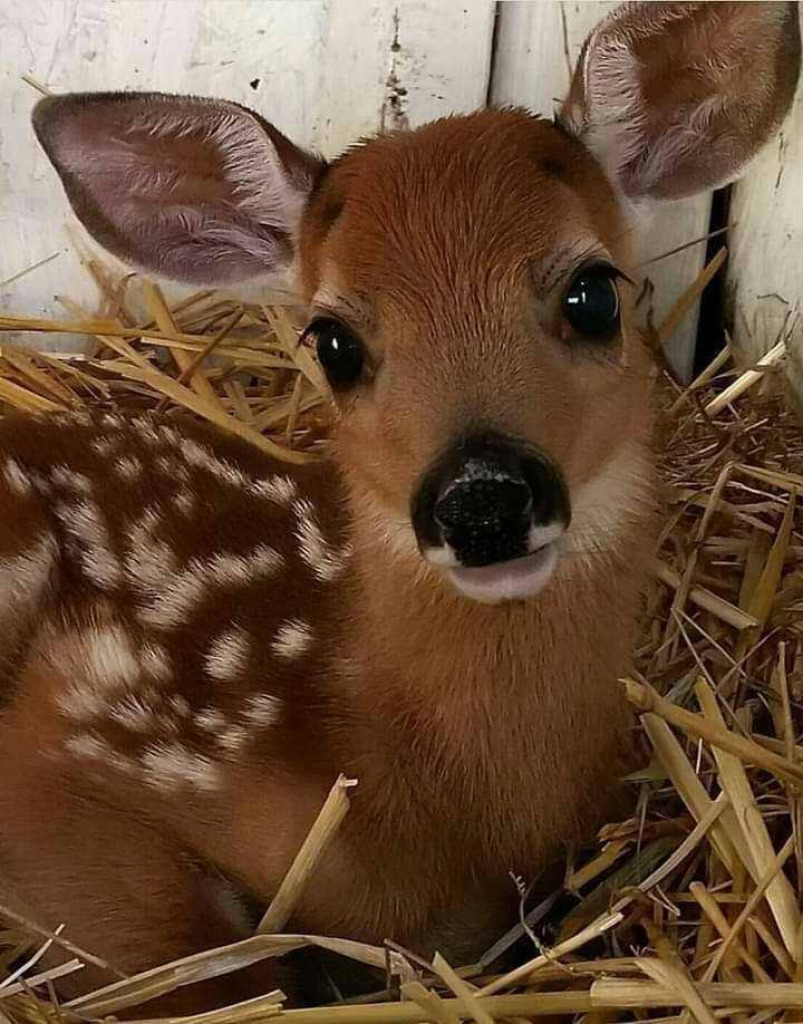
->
[411,432,571,603]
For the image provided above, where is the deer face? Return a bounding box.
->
[295,112,647,602]
[32,2,800,603]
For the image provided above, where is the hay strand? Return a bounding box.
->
[258,775,358,935]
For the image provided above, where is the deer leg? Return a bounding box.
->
[0,753,292,1015]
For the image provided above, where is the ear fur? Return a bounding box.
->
[33,92,325,283]
[561,2,801,201]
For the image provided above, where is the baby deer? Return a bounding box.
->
[0,0,798,1012]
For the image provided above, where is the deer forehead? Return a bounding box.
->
[299,110,623,307]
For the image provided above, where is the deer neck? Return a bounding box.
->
[330,482,645,850]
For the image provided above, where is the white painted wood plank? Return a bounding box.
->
[491,0,712,382]
[313,0,495,153]
[727,51,803,398]
[0,0,494,351]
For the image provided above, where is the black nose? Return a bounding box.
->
[434,474,532,567]
[411,433,571,569]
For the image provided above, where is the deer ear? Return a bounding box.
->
[561,1,801,201]
[32,92,325,284]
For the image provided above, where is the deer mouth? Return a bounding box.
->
[425,522,564,604]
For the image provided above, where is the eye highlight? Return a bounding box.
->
[303,317,365,387]
[562,264,621,341]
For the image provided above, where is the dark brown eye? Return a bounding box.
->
[304,318,364,387]
[563,265,620,340]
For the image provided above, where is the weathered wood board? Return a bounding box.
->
[727,19,803,400]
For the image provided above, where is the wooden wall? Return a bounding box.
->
[1,1,799,382]
[728,53,803,391]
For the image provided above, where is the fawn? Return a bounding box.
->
[0,0,798,1012]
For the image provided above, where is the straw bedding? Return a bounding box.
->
[0,250,801,1023]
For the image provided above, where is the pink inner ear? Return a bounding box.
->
[36,95,321,284]
[564,2,801,202]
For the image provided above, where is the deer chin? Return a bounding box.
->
[424,523,565,604]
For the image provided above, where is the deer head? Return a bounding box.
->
[32,1,800,605]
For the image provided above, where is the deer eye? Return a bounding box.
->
[305,317,365,387]
[562,265,621,341]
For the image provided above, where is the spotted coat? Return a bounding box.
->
[0,410,351,796]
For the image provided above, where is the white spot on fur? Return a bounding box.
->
[293,498,350,581]
[109,693,156,732]
[172,490,195,515]
[124,507,179,592]
[142,741,220,792]
[210,546,283,584]
[54,624,141,720]
[101,414,123,429]
[27,469,53,497]
[155,454,191,484]
[272,619,313,661]
[141,643,172,682]
[169,694,192,717]
[160,715,181,736]
[0,534,56,623]
[65,733,110,760]
[50,466,93,495]
[134,418,160,445]
[138,569,207,629]
[65,733,137,774]
[3,458,31,496]
[243,693,281,726]
[217,724,248,753]
[182,440,248,489]
[205,627,250,681]
[247,476,298,505]
[91,437,117,457]
[196,707,227,733]
[159,425,182,446]
[56,500,122,589]
[116,455,143,482]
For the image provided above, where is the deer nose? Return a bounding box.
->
[411,433,571,570]
[434,474,533,567]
